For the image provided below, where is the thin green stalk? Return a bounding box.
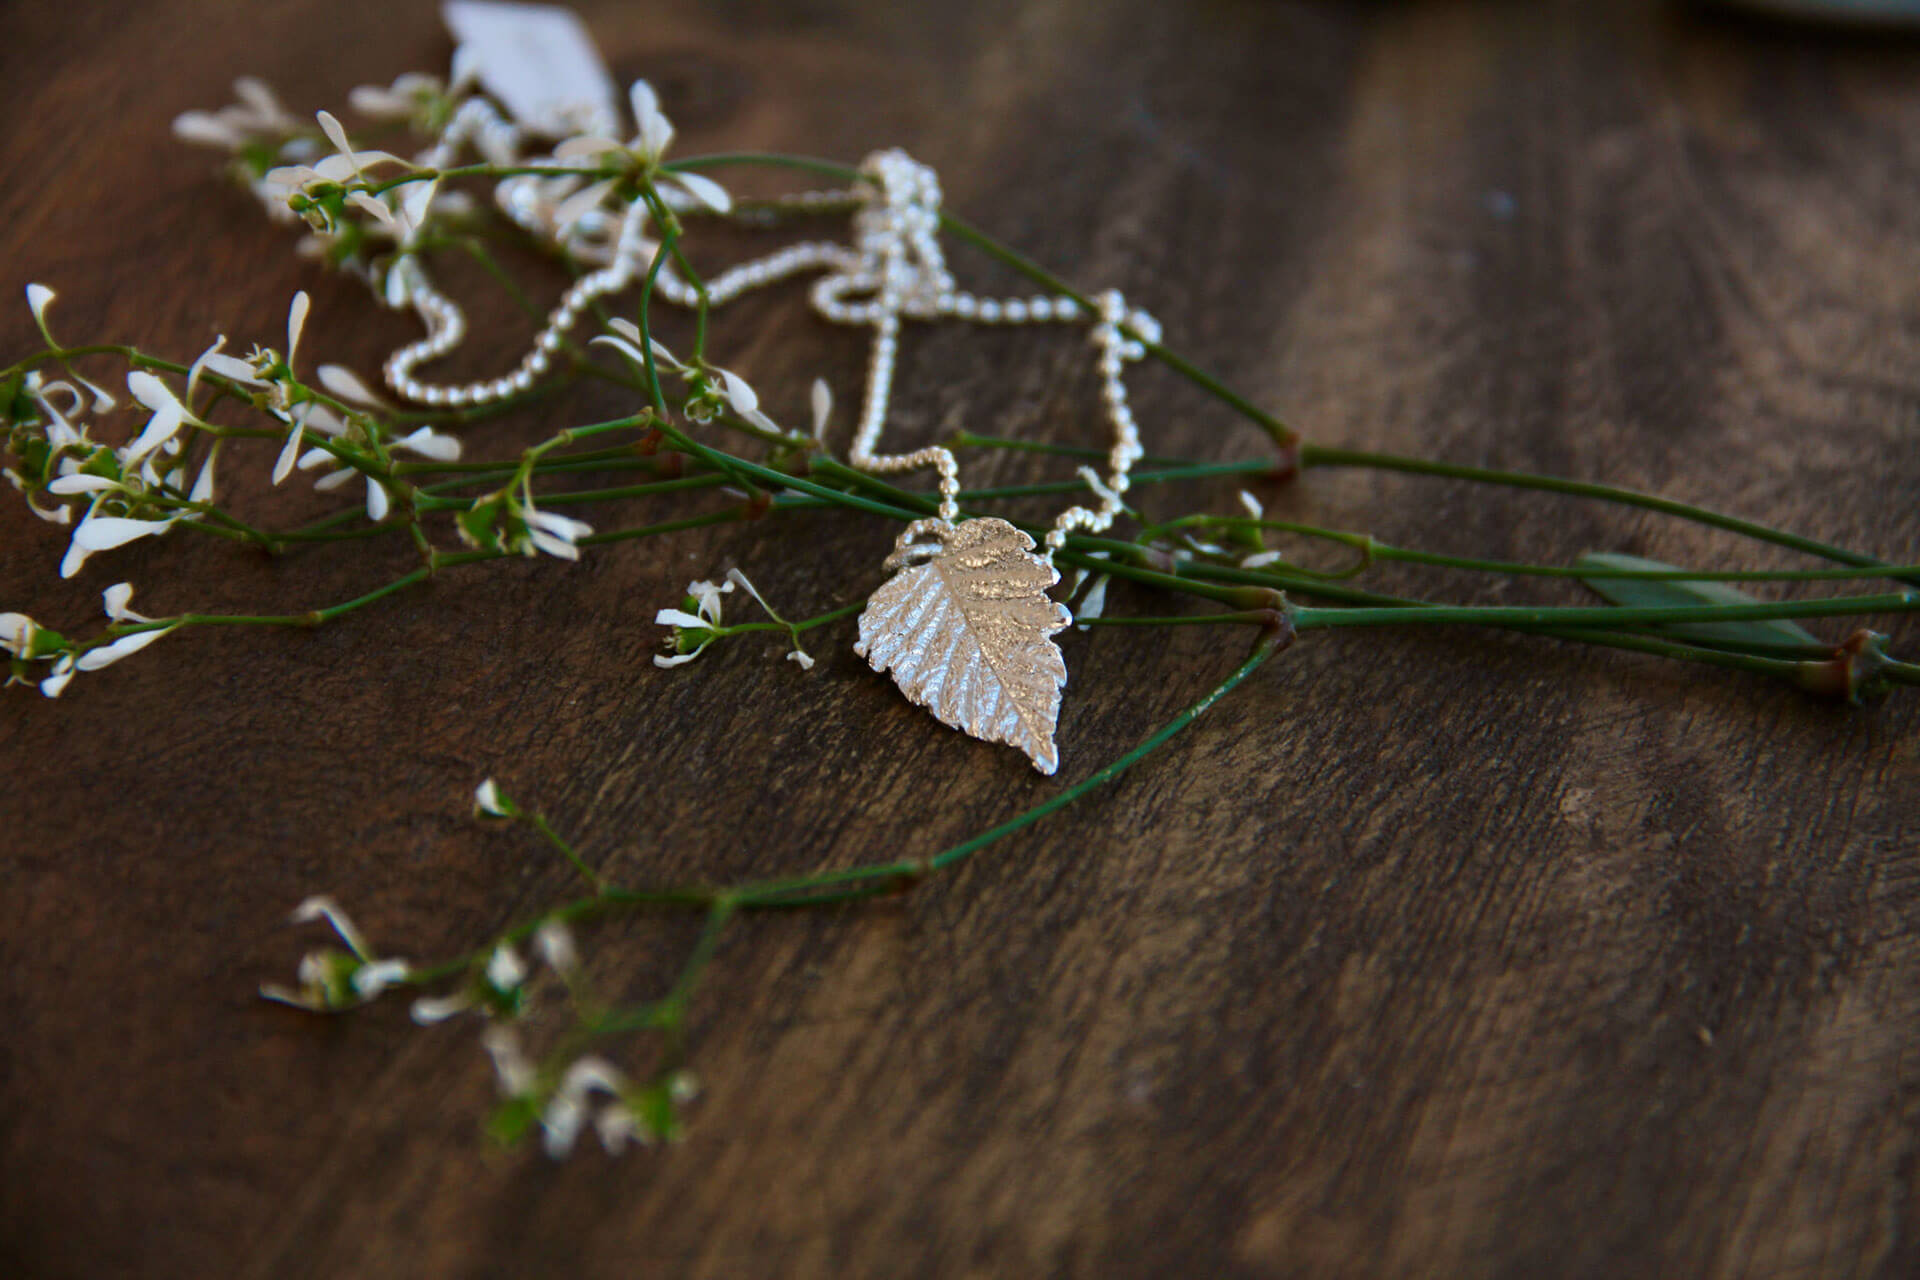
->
[1299,446,1918,587]
[1293,592,1918,632]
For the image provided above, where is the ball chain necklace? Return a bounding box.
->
[375,99,1158,775]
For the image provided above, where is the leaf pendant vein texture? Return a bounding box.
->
[854,517,1071,774]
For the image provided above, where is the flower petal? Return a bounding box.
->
[72,515,173,553]
[122,397,185,466]
[172,111,243,148]
[47,475,120,495]
[555,135,624,160]
[526,528,582,560]
[271,419,303,486]
[189,453,217,504]
[74,627,171,671]
[365,478,391,522]
[199,352,264,387]
[315,109,354,161]
[410,993,473,1024]
[286,291,310,365]
[668,170,730,214]
[26,283,55,331]
[316,363,389,407]
[39,658,75,698]
[630,80,674,158]
[525,508,594,541]
[391,427,460,461]
[717,369,759,415]
[553,178,615,232]
[655,607,709,629]
[811,378,832,440]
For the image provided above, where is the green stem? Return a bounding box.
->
[1293,592,1918,632]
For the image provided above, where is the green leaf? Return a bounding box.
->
[1576,552,1824,652]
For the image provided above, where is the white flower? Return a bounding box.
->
[1240,550,1283,569]
[261,895,411,1012]
[172,77,302,151]
[591,317,686,374]
[552,80,732,220]
[653,577,732,667]
[594,323,786,436]
[474,777,516,817]
[542,1056,631,1159]
[1238,490,1264,520]
[415,941,527,1024]
[262,110,410,202]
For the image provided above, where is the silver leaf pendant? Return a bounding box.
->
[854,517,1071,774]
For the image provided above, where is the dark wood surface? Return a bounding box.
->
[5,1,1920,1276]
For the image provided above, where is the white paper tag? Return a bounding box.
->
[441,1,621,138]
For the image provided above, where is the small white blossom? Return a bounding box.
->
[172,77,303,151]
[1240,550,1284,569]
[1238,490,1264,520]
[552,80,732,221]
[542,1055,632,1159]
[592,318,686,374]
[474,777,515,817]
[263,110,409,203]
[261,895,411,1012]
[653,577,732,667]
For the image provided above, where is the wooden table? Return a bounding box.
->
[4,2,1918,1276]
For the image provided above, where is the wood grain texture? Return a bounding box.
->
[4,1,1919,1276]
